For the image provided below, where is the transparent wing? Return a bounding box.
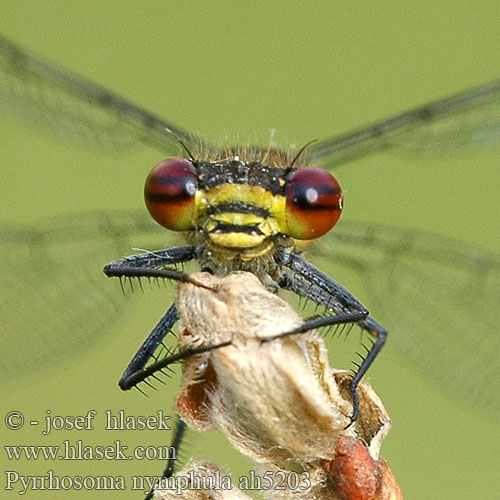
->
[308,220,500,415]
[0,210,186,379]
[310,80,500,169]
[0,34,203,154]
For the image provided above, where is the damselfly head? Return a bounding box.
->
[144,150,343,270]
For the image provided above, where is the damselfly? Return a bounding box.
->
[1,34,498,420]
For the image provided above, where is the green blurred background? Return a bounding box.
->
[1,1,499,499]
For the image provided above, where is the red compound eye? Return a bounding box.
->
[144,158,198,231]
[285,166,343,240]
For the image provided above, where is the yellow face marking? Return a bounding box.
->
[198,184,284,214]
[207,239,277,262]
[209,231,267,248]
[196,184,289,250]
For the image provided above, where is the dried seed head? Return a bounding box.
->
[154,461,250,499]
[173,272,401,499]
[175,273,391,460]
[176,272,354,463]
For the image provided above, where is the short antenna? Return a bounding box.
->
[165,127,196,161]
[286,139,317,173]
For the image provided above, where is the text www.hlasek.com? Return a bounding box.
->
[5,440,175,461]
[4,442,177,495]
